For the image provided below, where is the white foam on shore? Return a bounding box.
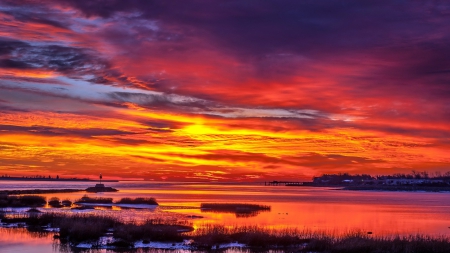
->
[0,222,27,228]
[75,243,92,249]
[70,209,94,213]
[134,240,192,249]
[44,227,59,232]
[1,207,31,213]
[218,242,246,249]
[74,238,247,250]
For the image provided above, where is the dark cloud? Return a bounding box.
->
[54,1,449,56]
[0,1,449,140]
[170,150,382,169]
[0,39,30,55]
[294,153,383,169]
[0,59,32,69]
[107,91,213,112]
[41,45,108,74]
[0,39,112,81]
[62,0,449,114]
[0,125,133,138]
[3,1,449,107]
[181,150,296,165]
[0,105,28,112]
[1,9,70,30]
[353,123,450,139]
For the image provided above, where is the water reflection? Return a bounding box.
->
[2,182,450,237]
[54,246,279,253]
[0,227,54,253]
[200,203,271,218]
[0,227,279,253]
[2,185,450,252]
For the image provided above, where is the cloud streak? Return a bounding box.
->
[0,0,449,180]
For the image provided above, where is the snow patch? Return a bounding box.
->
[44,227,60,232]
[0,222,27,228]
[218,242,246,249]
[75,243,92,249]
[134,240,192,249]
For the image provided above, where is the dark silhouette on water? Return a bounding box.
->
[0,174,118,182]
[201,203,271,218]
[85,174,118,192]
[267,171,450,191]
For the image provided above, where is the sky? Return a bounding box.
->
[0,0,449,181]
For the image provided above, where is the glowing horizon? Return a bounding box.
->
[0,1,449,181]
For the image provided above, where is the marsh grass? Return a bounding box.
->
[3,212,450,252]
[15,213,193,245]
[57,214,117,243]
[48,197,63,208]
[201,203,271,212]
[114,219,192,244]
[306,233,450,253]
[116,197,158,205]
[201,203,271,218]
[75,195,113,204]
[75,196,159,206]
[24,213,119,243]
[1,212,32,223]
[188,225,450,252]
[61,199,72,207]
[190,224,311,248]
[0,195,46,207]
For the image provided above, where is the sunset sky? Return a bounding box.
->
[0,1,449,181]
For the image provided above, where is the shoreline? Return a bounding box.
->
[1,213,450,252]
[342,185,450,192]
[0,178,118,182]
[284,184,450,192]
[0,189,85,195]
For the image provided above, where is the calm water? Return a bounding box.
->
[1,180,450,252]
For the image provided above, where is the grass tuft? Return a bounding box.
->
[75,195,113,204]
[48,197,63,208]
[116,197,158,205]
[201,203,271,218]
[0,195,46,207]
[61,199,72,207]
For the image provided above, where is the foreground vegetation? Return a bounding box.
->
[116,197,158,205]
[191,225,450,252]
[2,211,450,252]
[0,194,159,208]
[0,194,46,207]
[0,189,83,195]
[1,212,191,247]
[75,196,159,205]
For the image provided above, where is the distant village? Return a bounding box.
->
[312,171,450,186]
[0,175,118,182]
[1,175,61,179]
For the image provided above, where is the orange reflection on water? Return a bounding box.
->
[0,228,54,253]
[179,201,450,236]
[8,183,450,236]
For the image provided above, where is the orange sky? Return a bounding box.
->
[0,1,449,181]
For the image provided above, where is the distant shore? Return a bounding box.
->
[0,189,84,195]
[342,185,450,192]
[0,177,118,182]
[277,182,450,192]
